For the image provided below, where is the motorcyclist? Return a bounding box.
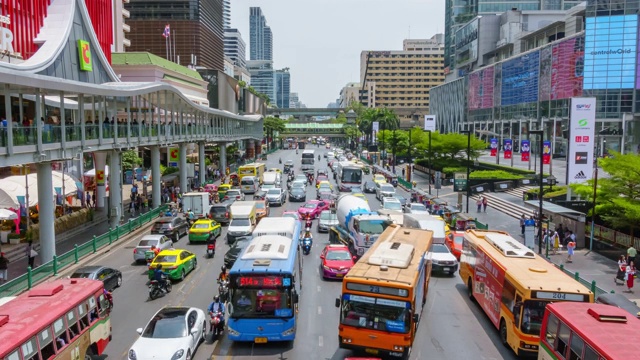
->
[217,266,229,283]
[303,228,313,240]
[296,149,298,154]
[152,264,169,291]
[318,154,321,161]
[304,214,313,228]
[208,295,226,332]
[186,208,195,226]
[279,157,282,164]
[206,235,216,251]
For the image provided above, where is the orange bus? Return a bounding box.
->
[0,278,112,360]
[539,302,640,360]
[459,230,593,357]
[335,224,432,360]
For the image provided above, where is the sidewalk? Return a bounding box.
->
[409,168,639,303]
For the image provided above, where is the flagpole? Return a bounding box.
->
[168,28,172,63]
[173,30,177,63]
[165,33,168,60]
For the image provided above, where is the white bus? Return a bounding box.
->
[336,161,363,192]
[301,149,315,165]
[252,217,300,240]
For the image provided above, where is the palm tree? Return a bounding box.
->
[263,116,286,151]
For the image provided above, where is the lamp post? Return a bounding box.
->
[589,157,599,252]
[426,130,432,195]
[530,130,544,254]
[408,117,417,183]
[547,174,557,191]
[460,129,472,212]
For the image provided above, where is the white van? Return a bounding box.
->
[228,201,257,243]
[240,176,259,194]
[402,213,447,244]
[252,217,300,240]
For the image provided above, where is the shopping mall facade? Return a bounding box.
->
[431,0,640,161]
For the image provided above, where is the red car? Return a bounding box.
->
[319,245,356,279]
[446,231,464,260]
[298,200,330,219]
[316,175,329,186]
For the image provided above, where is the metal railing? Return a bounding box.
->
[586,222,638,249]
[554,262,611,297]
[0,205,167,297]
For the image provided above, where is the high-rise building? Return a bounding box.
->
[275,69,291,109]
[246,60,276,103]
[249,7,273,61]
[360,35,445,126]
[339,82,361,108]
[112,0,131,52]
[223,0,231,30]
[125,0,225,71]
[224,28,247,68]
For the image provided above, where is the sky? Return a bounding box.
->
[230,0,445,108]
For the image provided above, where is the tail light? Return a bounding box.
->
[133,249,137,254]
[225,212,229,218]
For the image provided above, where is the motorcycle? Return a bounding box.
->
[209,311,225,336]
[206,242,215,258]
[218,280,229,302]
[301,234,313,255]
[147,277,172,300]
[279,158,282,164]
[305,218,313,228]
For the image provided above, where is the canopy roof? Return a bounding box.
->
[0,171,79,209]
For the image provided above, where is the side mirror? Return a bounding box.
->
[413,314,420,323]
[293,292,299,304]
[136,328,143,335]
[352,256,357,262]
[335,298,341,308]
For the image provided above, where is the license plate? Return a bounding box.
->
[443,267,450,272]
[336,273,344,277]
[365,348,379,355]
[255,337,267,343]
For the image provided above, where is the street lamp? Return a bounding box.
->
[460,129,472,212]
[408,117,417,183]
[426,129,432,195]
[547,174,557,191]
[530,129,544,255]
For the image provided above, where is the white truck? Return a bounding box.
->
[329,194,394,257]
[227,201,257,244]
[181,192,212,219]
[403,213,447,244]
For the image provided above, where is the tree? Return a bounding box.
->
[121,150,142,170]
[571,152,640,230]
[263,116,286,151]
[343,124,361,151]
[414,132,485,161]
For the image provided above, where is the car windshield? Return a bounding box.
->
[291,188,304,195]
[296,175,307,181]
[193,223,209,229]
[394,196,405,202]
[430,244,450,253]
[326,250,351,260]
[154,255,177,263]
[320,211,336,220]
[381,185,395,192]
[230,218,251,227]
[319,184,331,190]
[138,239,158,247]
[141,312,187,338]
[384,201,402,210]
[366,181,375,187]
[255,202,265,209]
[241,179,254,185]
[267,189,281,195]
[292,181,305,188]
[228,190,240,195]
[285,160,293,165]
[340,295,411,334]
[304,203,317,209]
[211,206,228,214]
[410,204,427,212]
[454,236,464,245]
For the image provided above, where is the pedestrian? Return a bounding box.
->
[402,168,406,178]
[0,252,9,283]
[616,255,627,285]
[520,214,526,235]
[482,197,488,213]
[476,198,482,213]
[26,241,37,268]
[566,240,575,263]
[556,224,565,244]
[628,244,637,266]
[85,191,91,208]
[552,230,560,255]
[626,261,636,293]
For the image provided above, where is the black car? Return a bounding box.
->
[253,190,267,200]
[363,180,376,193]
[71,266,122,292]
[224,236,252,268]
[151,216,189,242]
[289,187,306,202]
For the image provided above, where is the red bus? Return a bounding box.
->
[539,302,640,360]
[0,278,112,360]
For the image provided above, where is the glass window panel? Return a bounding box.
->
[6,350,19,360]
[39,327,52,345]
[54,317,65,336]
[21,337,37,358]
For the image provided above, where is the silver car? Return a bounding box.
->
[266,188,286,206]
[318,210,338,233]
[405,203,429,214]
[133,234,173,263]
[375,183,396,201]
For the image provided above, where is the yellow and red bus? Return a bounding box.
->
[336,224,432,360]
[0,278,112,360]
[459,229,593,357]
[539,302,640,360]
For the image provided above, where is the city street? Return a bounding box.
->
[78,147,516,360]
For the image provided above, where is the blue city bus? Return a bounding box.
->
[227,234,302,342]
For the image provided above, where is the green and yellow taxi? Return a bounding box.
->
[373,174,387,184]
[188,219,222,243]
[353,193,368,203]
[317,180,333,190]
[217,183,233,201]
[148,249,197,281]
[269,167,282,174]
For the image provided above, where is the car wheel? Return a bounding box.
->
[181,269,186,281]
[174,233,179,242]
[185,350,192,360]
[116,275,123,288]
[200,321,206,343]
[193,258,198,269]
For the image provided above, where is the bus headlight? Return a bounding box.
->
[227,326,240,336]
[393,345,404,351]
[282,327,295,336]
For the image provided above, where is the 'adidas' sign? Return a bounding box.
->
[574,171,586,179]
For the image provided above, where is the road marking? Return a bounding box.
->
[317,306,322,315]
[319,335,324,347]
[317,285,321,292]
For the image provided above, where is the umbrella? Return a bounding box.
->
[0,208,18,220]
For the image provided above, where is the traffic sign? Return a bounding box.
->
[454,172,467,192]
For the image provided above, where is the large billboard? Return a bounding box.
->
[468,67,495,110]
[455,18,479,67]
[584,15,638,90]
[501,51,540,106]
[551,37,584,99]
[567,97,596,185]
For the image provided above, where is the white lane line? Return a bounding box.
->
[317,285,321,292]
[319,335,324,347]
[317,306,322,315]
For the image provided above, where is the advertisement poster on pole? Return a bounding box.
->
[168,147,179,167]
[490,138,498,156]
[372,122,379,144]
[503,139,512,159]
[521,140,530,161]
[568,97,596,184]
[424,115,436,132]
[454,173,467,192]
[542,141,551,164]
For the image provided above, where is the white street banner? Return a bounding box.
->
[372,121,379,132]
[424,115,436,132]
[568,97,596,184]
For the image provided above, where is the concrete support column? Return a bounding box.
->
[246,140,255,160]
[94,152,107,208]
[219,143,227,176]
[37,162,55,263]
[151,146,161,208]
[198,142,206,186]
[179,143,187,192]
[109,151,122,228]
[255,140,262,155]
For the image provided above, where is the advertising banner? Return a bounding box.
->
[501,51,540,106]
[474,250,506,328]
[77,40,93,72]
[542,141,551,164]
[584,15,638,90]
[568,97,596,184]
[490,138,498,156]
[503,139,513,159]
[168,147,179,167]
[96,169,105,186]
[17,195,26,216]
[454,173,467,192]
[539,46,552,101]
[468,67,495,110]
[372,121,379,132]
[551,37,584,99]
[424,115,436,132]
[521,140,530,161]
[55,187,62,205]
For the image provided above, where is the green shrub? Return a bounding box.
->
[543,189,568,198]
[163,166,179,176]
[442,166,467,175]
[478,162,536,175]
[526,185,567,195]
[469,170,524,180]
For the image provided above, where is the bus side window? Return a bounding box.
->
[569,332,585,360]
[544,313,560,348]
[66,310,80,339]
[88,296,99,323]
[583,345,600,360]
[500,280,516,314]
[53,317,69,352]
[38,325,55,360]
[77,303,89,330]
[556,321,571,358]
[20,336,38,360]
[98,294,110,317]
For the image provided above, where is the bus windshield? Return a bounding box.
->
[341,168,362,184]
[520,300,547,336]
[230,289,294,318]
[340,294,411,334]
